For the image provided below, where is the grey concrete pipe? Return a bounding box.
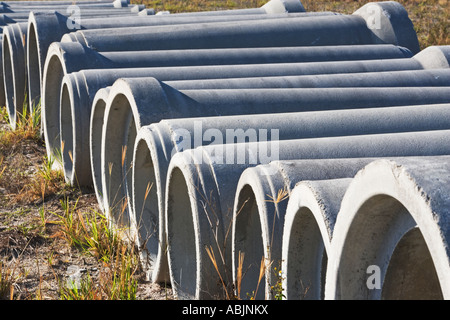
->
[43,40,448,164]
[99,81,450,237]
[0,6,149,123]
[43,42,415,171]
[236,161,368,300]
[1,7,151,117]
[324,156,450,300]
[281,176,354,300]
[130,103,450,284]
[165,130,450,299]
[58,44,413,186]
[0,0,127,8]
[2,22,27,127]
[238,155,433,300]
[89,86,111,210]
[26,0,306,108]
[61,2,420,54]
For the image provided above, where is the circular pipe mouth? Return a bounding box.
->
[232,184,265,300]
[283,206,327,300]
[2,33,16,128]
[334,194,443,299]
[132,137,161,277]
[26,21,42,112]
[42,54,64,168]
[102,93,136,226]
[60,82,75,185]
[382,226,443,299]
[165,166,198,300]
[90,88,110,212]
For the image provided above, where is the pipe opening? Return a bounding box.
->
[285,207,327,300]
[234,184,265,300]
[336,194,443,299]
[43,54,64,165]
[60,83,74,183]
[3,34,16,124]
[27,23,41,111]
[166,167,197,299]
[382,227,443,300]
[90,97,107,210]
[103,93,136,226]
[133,138,160,267]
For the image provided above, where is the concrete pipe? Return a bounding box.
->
[27,11,334,112]
[45,43,414,172]
[64,68,450,184]
[2,22,27,127]
[43,40,448,164]
[165,130,450,299]
[0,8,149,128]
[58,44,412,185]
[0,13,29,24]
[324,156,450,300]
[130,104,450,284]
[99,81,450,234]
[235,149,450,300]
[0,8,140,101]
[89,86,111,211]
[86,45,419,212]
[26,0,306,108]
[0,0,127,9]
[61,2,419,54]
[2,8,149,116]
[281,176,354,300]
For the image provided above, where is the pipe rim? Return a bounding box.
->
[89,86,111,213]
[326,158,450,300]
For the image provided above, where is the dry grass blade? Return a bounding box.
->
[205,245,230,300]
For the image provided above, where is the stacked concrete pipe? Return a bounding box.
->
[1,5,152,127]
[130,103,450,285]
[0,0,128,10]
[98,80,450,234]
[324,156,450,300]
[60,44,450,197]
[164,130,450,299]
[26,0,305,113]
[61,2,419,53]
[55,44,413,187]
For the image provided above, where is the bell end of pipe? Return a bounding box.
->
[353,1,420,54]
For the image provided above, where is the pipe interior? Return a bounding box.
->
[103,93,135,226]
[43,54,64,162]
[285,206,327,300]
[26,23,41,111]
[3,34,16,123]
[133,138,160,264]
[90,98,107,209]
[382,227,443,300]
[166,167,197,299]
[234,184,265,300]
[336,195,443,299]
[60,83,74,183]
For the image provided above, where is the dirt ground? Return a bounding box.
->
[0,118,173,300]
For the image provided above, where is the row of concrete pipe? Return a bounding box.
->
[2,0,450,300]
